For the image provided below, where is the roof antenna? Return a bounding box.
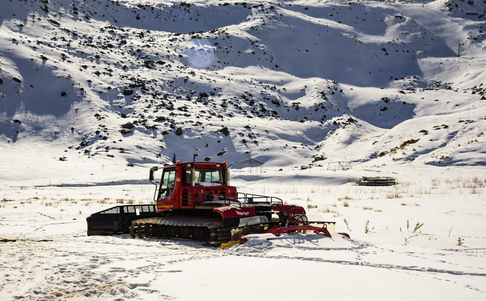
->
[193,153,198,163]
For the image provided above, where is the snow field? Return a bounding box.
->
[1,165,486,300]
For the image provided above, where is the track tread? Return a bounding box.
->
[131,216,230,245]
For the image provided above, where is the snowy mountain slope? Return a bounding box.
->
[1,0,486,178]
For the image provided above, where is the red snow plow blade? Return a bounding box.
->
[267,224,332,237]
[267,224,350,239]
[269,203,350,238]
[221,225,350,249]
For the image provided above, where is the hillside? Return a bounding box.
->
[1,0,486,179]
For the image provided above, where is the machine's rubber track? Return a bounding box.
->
[130,216,231,245]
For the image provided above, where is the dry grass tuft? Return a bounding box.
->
[343,218,351,231]
[413,222,424,233]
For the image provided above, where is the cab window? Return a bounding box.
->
[158,169,176,200]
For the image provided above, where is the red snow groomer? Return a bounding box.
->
[87,161,346,245]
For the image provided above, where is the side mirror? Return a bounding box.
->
[149,166,159,182]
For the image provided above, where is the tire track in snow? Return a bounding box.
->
[226,236,486,278]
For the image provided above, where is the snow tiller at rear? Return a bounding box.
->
[86,161,348,245]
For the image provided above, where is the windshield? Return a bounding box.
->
[184,168,223,185]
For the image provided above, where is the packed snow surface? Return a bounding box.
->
[1,166,486,300]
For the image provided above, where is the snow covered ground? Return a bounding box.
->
[1,0,486,300]
[1,163,485,300]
